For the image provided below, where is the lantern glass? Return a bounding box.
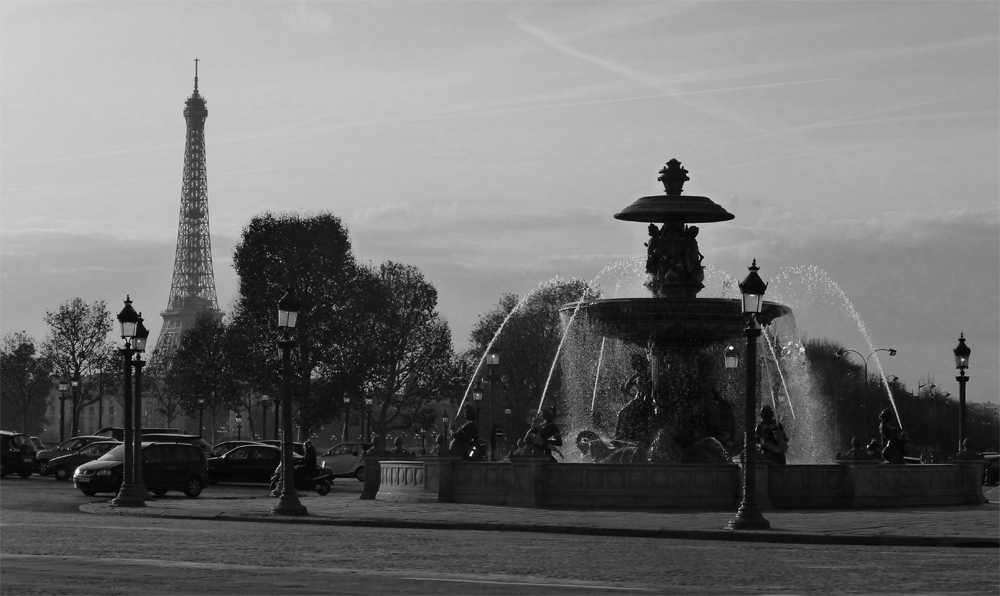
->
[133,318,149,353]
[953,334,971,370]
[117,296,140,339]
[487,353,500,366]
[724,345,738,369]
[59,381,68,393]
[738,260,768,315]
[277,288,301,329]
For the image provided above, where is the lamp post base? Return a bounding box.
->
[726,503,770,530]
[271,493,308,516]
[111,483,146,508]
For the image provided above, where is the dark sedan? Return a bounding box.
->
[208,444,299,484]
[46,440,122,481]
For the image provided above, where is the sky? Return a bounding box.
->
[2,1,998,408]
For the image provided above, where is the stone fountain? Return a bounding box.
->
[564,159,789,464]
[374,159,988,510]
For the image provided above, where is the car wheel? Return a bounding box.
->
[53,466,70,481]
[81,489,96,496]
[18,471,32,479]
[182,475,204,498]
[355,467,364,482]
[315,480,330,496]
[38,460,49,475]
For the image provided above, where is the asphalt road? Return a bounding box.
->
[2,475,997,595]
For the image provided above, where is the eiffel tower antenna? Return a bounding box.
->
[154,61,222,357]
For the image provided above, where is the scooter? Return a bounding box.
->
[269,464,333,496]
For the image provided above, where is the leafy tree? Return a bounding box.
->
[231,211,363,438]
[467,279,596,444]
[355,262,462,443]
[41,298,118,435]
[166,313,238,442]
[0,332,53,433]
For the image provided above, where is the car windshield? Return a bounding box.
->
[98,445,126,462]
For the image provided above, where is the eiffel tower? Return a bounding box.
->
[154,60,222,357]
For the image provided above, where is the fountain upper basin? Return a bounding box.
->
[563,298,791,350]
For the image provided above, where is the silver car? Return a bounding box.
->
[318,442,372,481]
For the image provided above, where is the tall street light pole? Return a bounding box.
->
[728,260,770,531]
[70,377,80,437]
[272,288,307,516]
[836,347,897,443]
[111,296,144,508]
[364,397,373,443]
[58,381,68,443]
[485,353,500,461]
[953,334,971,453]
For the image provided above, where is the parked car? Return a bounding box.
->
[141,434,212,457]
[95,427,185,441]
[208,444,297,484]
[46,440,122,481]
[1,430,40,478]
[262,440,306,456]
[318,442,372,481]
[210,440,262,458]
[983,453,999,486]
[73,442,208,498]
[30,436,47,451]
[37,436,110,475]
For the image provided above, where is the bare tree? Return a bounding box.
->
[41,298,118,435]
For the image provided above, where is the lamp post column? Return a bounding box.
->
[112,296,144,507]
[133,355,146,492]
[58,382,68,443]
[261,398,269,442]
[728,324,769,529]
[272,288,307,516]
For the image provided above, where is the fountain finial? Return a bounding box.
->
[658,159,689,196]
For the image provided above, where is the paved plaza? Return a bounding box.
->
[82,484,1000,549]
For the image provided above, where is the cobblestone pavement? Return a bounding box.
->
[81,484,1000,548]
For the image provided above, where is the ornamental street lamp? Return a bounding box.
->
[728,260,769,531]
[953,333,971,452]
[235,412,243,440]
[272,287,307,516]
[198,398,206,437]
[342,395,352,442]
[70,377,80,436]
[472,380,484,446]
[364,397,373,442]
[111,295,144,508]
[484,353,500,460]
[132,314,149,494]
[260,395,271,442]
[442,412,450,437]
[58,380,69,443]
[836,346,897,442]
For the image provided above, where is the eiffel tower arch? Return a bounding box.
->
[154,60,222,357]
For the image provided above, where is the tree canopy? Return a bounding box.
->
[0,332,53,434]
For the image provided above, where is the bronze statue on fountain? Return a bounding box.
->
[567,159,790,464]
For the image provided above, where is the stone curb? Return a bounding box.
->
[79,503,999,549]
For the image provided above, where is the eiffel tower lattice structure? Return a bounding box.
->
[154,60,222,358]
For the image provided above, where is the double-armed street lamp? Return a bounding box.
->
[835,346,897,442]
[111,296,144,508]
[272,287,307,516]
[58,380,69,442]
[728,260,770,531]
[953,333,971,452]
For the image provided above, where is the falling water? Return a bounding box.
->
[536,288,595,415]
[770,265,904,428]
[762,327,796,420]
